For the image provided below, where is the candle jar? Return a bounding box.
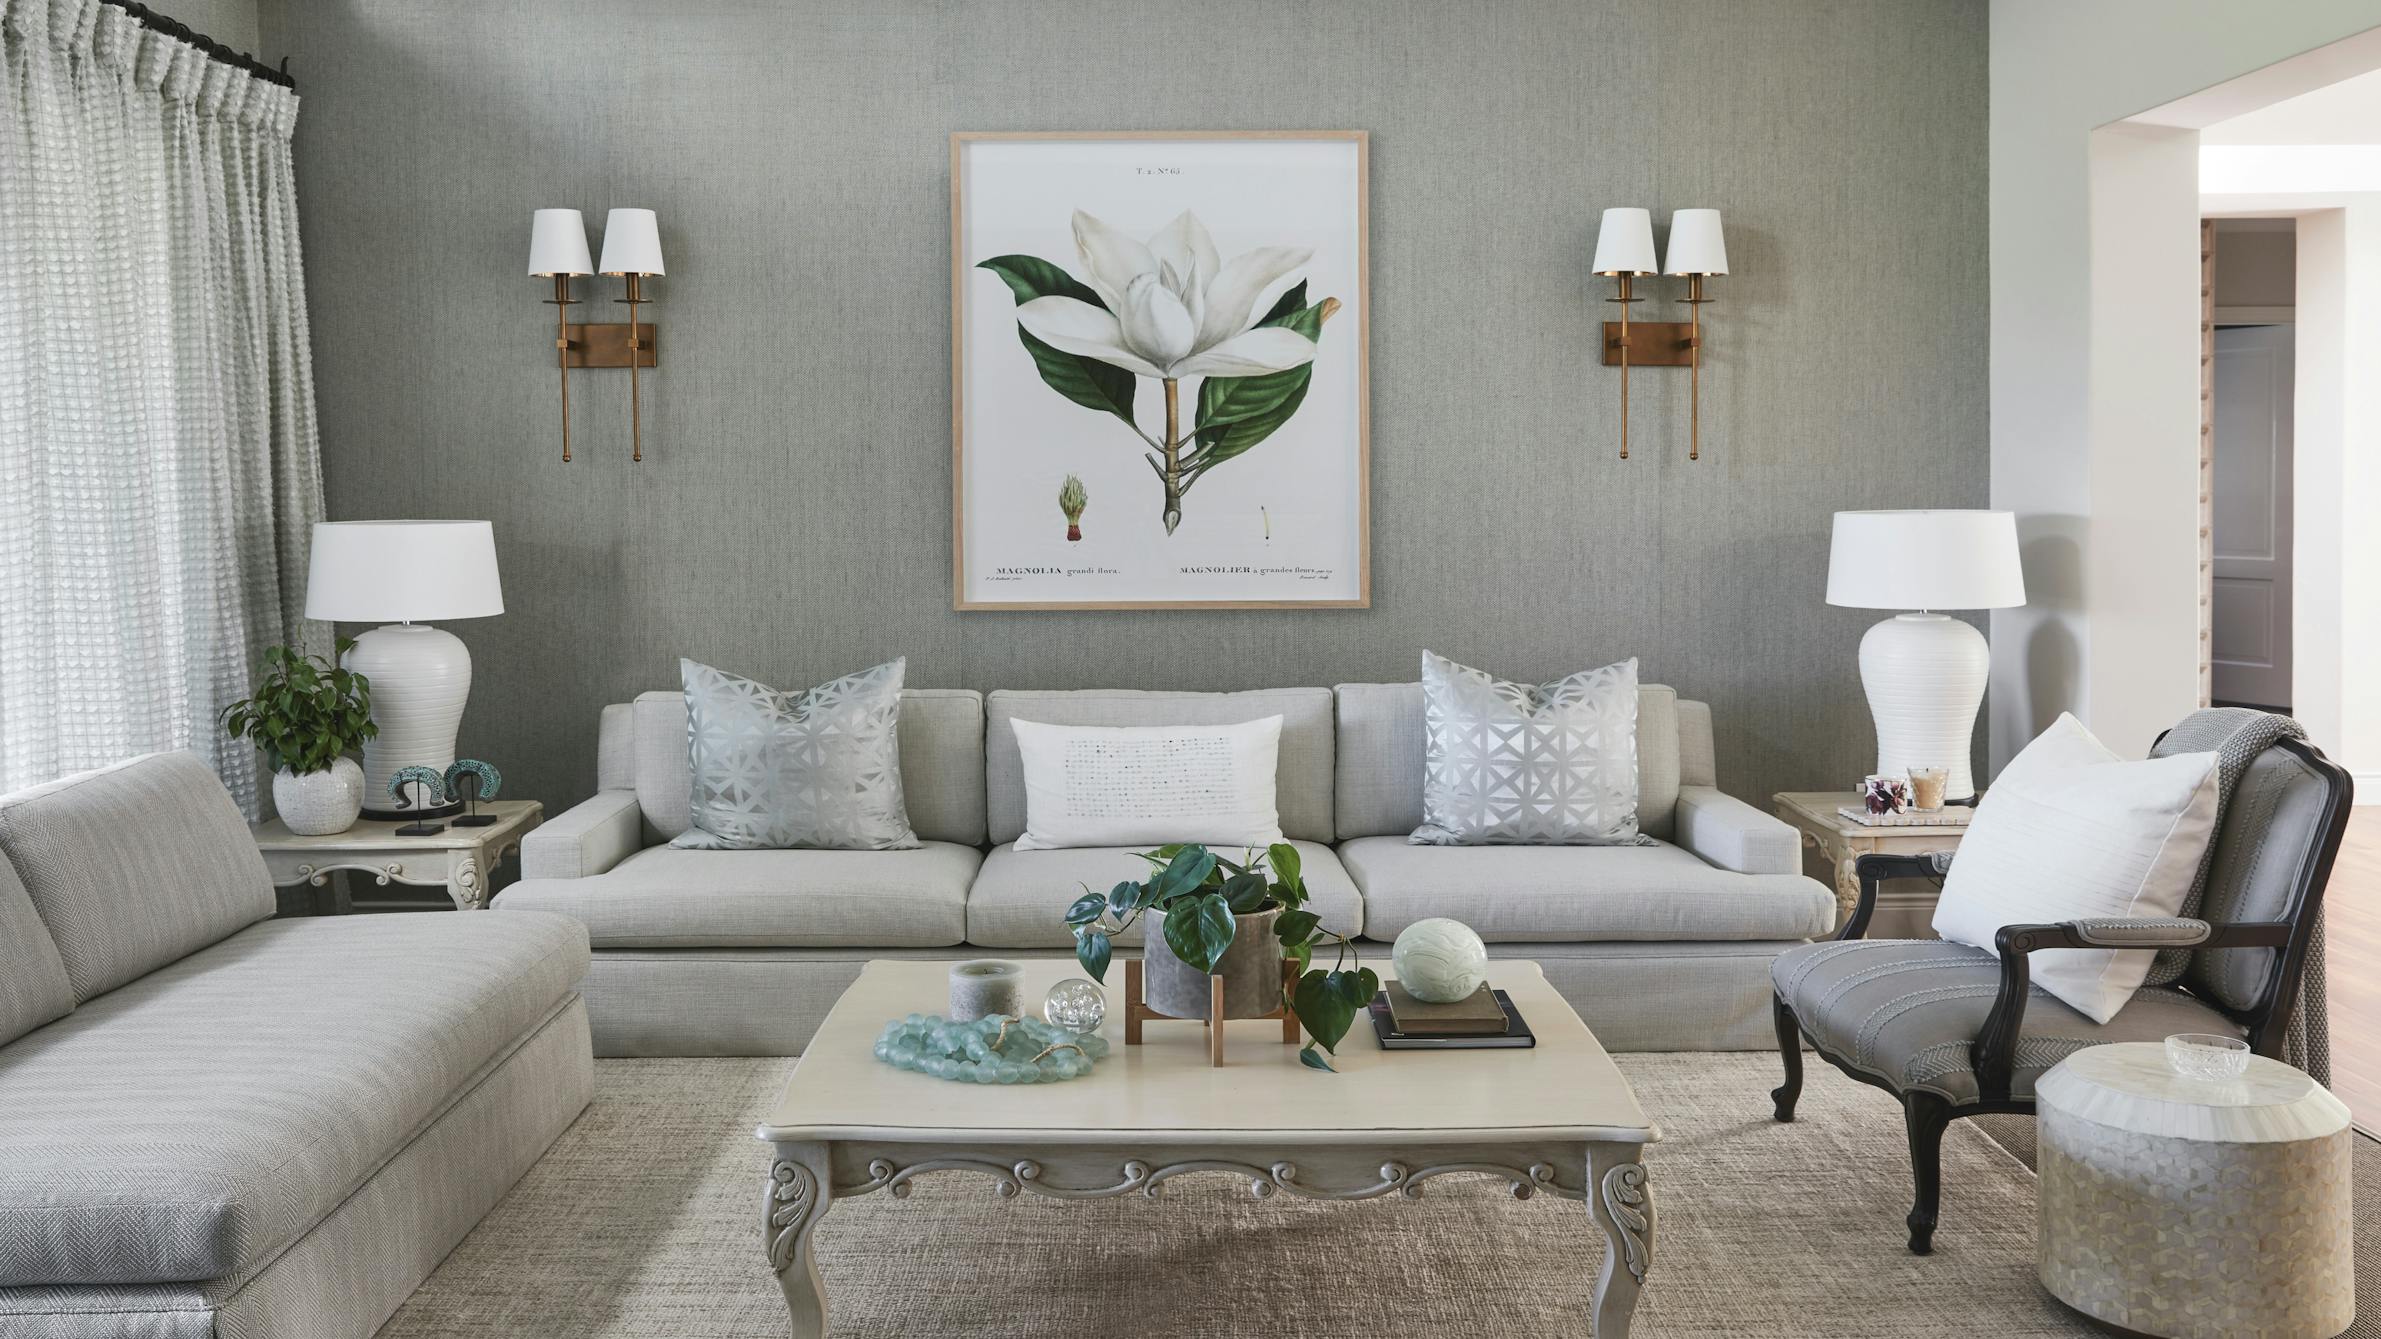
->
[948,960,1021,1022]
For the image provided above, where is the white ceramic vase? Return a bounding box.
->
[1857,612,1989,801]
[273,758,364,835]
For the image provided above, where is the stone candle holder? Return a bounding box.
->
[947,960,1021,1022]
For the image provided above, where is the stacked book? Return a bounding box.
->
[1367,981,1536,1050]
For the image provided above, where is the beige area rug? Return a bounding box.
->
[376,1054,2098,1338]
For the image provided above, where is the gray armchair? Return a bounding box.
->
[1767,733,2352,1254]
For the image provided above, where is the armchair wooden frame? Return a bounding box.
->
[1767,736,2353,1254]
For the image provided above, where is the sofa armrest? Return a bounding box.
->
[520,790,643,880]
[1673,785,1800,876]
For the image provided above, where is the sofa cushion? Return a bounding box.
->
[495,842,980,948]
[0,854,72,1046]
[1334,682,1683,841]
[0,752,275,1002]
[986,689,1335,845]
[966,840,1364,949]
[1772,938,2247,1105]
[0,911,588,1286]
[1338,834,1834,943]
[631,688,987,847]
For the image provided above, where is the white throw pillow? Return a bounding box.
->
[1930,713,2219,1024]
[1009,717,1285,852]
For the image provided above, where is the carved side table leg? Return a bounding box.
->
[764,1142,834,1339]
[449,850,483,911]
[1586,1143,1653,1338]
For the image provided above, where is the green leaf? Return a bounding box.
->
[1077,929,1113,984]
[1220,871,1269,914]
[1273,908,1320,945]
[1107,879,1143,916]
[1265,842,1302,893]
[1293,969,1358,1054]
[1298,1044,1336,1072]
[977,256,1140,428]
[1153,847,1219,903]
[1162,894,1237,975]
[1253,280,1308,328]
[1188,299,1329,471]
[1285,941,1313,976]
[1065,890,1109,926]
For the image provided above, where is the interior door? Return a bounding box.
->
[2210,323,2295,711]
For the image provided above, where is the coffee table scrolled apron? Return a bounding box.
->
[2035,1042,2353,1339]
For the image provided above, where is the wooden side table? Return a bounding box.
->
[252,800,543,912]
[1771,792,1968,938]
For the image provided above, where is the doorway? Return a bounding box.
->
[2208,310,2294,711]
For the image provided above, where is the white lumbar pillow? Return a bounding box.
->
[1009,716,1285,852]
[1930,713,2219,1025]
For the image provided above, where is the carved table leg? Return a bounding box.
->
[764,1142,834,1338]
[447,850,484,911]
[1586,1143,1653,1338]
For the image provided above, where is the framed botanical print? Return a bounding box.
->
[952,131,1369,609]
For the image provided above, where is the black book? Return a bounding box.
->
[1367,989,1536,1049]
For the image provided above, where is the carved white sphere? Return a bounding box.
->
[1391,918,1488,1003]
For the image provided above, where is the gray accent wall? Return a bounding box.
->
[256,0,1987,815]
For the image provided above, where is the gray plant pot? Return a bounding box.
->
[1143,905,1282,1021]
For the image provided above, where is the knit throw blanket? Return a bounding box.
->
[2147,707,2327,1086]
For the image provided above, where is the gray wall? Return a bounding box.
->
[257,0,1988,816]
[149,0,258,60]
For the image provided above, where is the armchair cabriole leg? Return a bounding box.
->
[1769,995,1803,1122]
[1901,1092,1953,1255]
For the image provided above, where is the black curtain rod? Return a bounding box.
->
[96,0,294,90]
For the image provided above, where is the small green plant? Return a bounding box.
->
[219,638,376,775]
[1059,474,1088,541]
[1065,842,1374,1071]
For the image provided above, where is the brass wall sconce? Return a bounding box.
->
[1592,207,1729,460]
[526,207,665,462]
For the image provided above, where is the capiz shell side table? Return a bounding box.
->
[2036,1042,2352,1339]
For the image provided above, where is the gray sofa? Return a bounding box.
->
[500,682,1834,1057]
[0,752,593,1339]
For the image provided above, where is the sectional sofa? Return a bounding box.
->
[498,682,1836,1057]
[0,752,594,1339]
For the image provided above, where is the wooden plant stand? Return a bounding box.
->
[1124,957,1301,1067]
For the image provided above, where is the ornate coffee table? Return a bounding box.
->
[756,959,1658,1337]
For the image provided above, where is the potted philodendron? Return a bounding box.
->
[221,638,376,835]
[1066,843,1376,1071]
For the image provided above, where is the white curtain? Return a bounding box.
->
[0,0,324,814]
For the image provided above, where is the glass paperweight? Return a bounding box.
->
[2165,1032,2250,1082]
[1043,977,1107,1035]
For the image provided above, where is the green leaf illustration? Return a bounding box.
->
[977,256,1139,428]
[1189,296,1329,472]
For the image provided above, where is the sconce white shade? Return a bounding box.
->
[1663,208,1729,276]
[598,208,665,276]
[526,209,592,277]
[1591,207,1657,276]
[304,520,506,623]
[1825,510,2026,611]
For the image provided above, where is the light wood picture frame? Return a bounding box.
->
[952,131,1370,610]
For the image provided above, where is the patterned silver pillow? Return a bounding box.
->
[1411,651,1648,847]
[673,658,919,851]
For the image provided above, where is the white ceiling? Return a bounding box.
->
[2203,64,2381,145]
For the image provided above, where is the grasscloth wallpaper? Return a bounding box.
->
[255,0,1988,815]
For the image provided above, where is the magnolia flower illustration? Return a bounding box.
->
[981,210,1339,535]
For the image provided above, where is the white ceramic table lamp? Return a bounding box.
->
[1825,510,2024,801]
[304,521,504,818]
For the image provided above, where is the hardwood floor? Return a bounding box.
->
[2328,806,2381,1131]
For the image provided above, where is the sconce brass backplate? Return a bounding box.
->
[1601,321,1696,367]
[563,322,658,368]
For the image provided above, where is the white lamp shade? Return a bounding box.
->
[1826,510,2026,610]
[1591,206,1656,276]
[527,208,592,276]
[1663,208,1729,275]
[598,207,665,276]
[304,521,505,623]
